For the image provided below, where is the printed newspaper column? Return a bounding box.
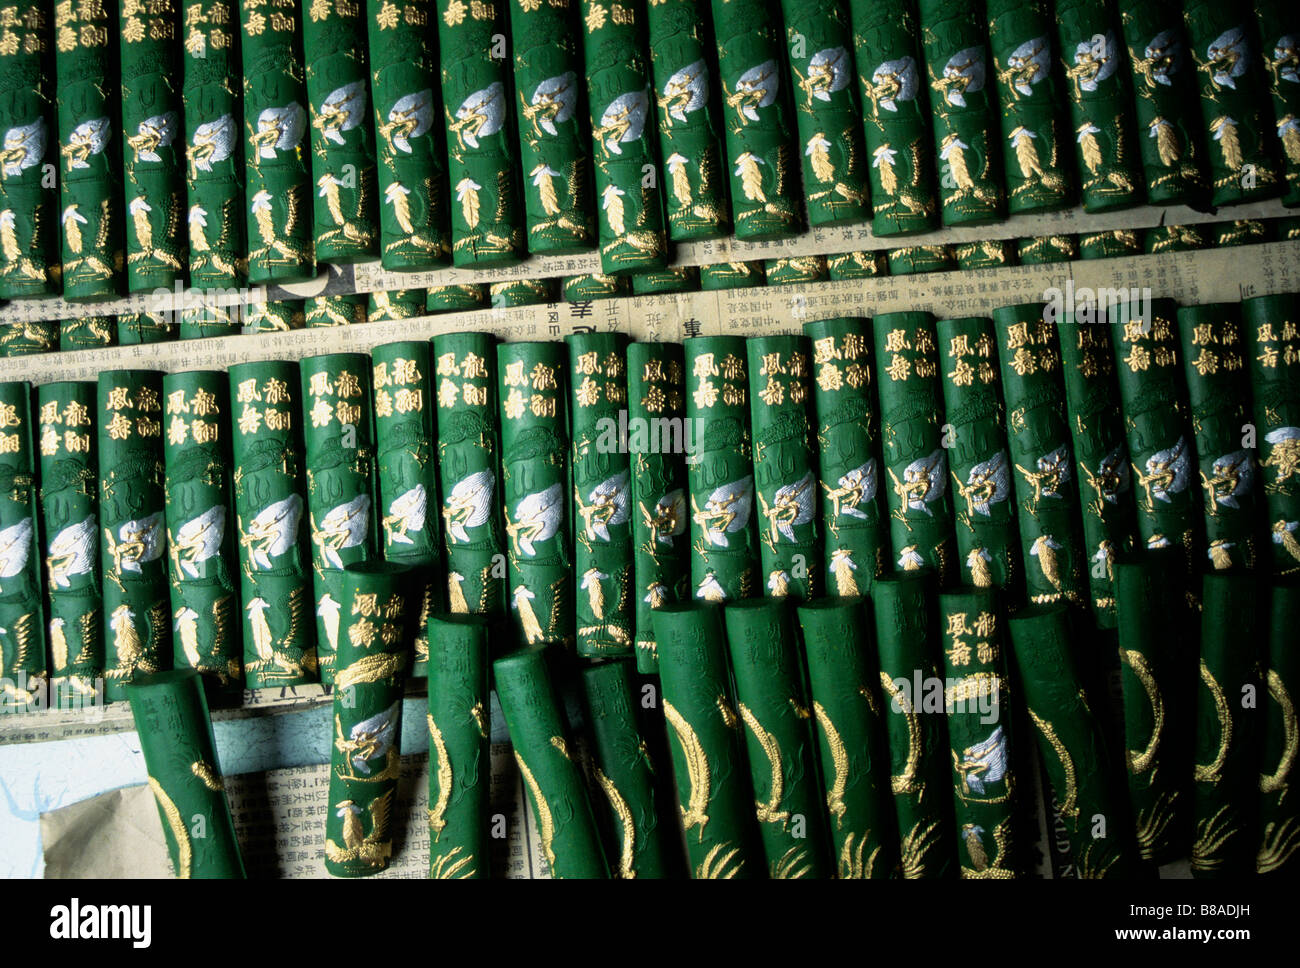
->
[1184,1,1285,205]
[1243,293,1300,575]
[323,561,414,877]
[937,316,1021,594]
[796,597,901,878]
[162,372,241,694]
[55,0,124,300]
[1258,579,1300,875]
[511,0,596,253]
[305,293,368,327]
[870,573,956,877]
[244,299,306,333]
[938,588,1021,878]
[436,0,526,267]
[646,0,731,241]
[1190,572,1261,877]
[498,342,573,649]
[567,333,633,657]
[127,670,246,878]
[581,659,676,877]
[847,0,939,235]
[367,288,428,321]
[1256,0,1300,206]
[991,303,1090,612]
[780,0,871,227]
[873,311,955,584]
[59,317,117,350]
[369,0,453,270]
[1113,550,1192,865]
[626,342,689,672]
[425,612,491,879]
[1055,0,1144,212]
[37,382,102,708]
[917,0,1006,225]
[372,340,440,677]
[229,361,317,688]
[182,1,248,301]
[300,353,380,684]
[583,0,669,273]
[724,597,834,878]
[986,0,1073,214]
[98,370,171,702]
[1109,298,1204,582]
[0,3,57,298]
[1056,314,1139,627]
[1177,304,1259,572]
[0,382,44,713]
[747,335,820,601]
[433,332,506,619]
[652,602,763,878]
[699,260,764,291]
[240,0,315,284]
[1117,0,1208,206]
[710,0,804,239]
[495,643,611,878]
[1008,604,1136,878]
[805,317,887,598]
[303,0,379,263]
[684,336,761,604]
[120,0,187,292]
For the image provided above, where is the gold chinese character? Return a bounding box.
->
[817,363,842,392]
[948,334,972,359]
[529,394,556,417]
[575,351,600,376]
[192,420,219,444]
[692,353,718,379]
[462,352,488,378]
[106,412,132,440]
[885,354,910,381]
[437,352,460,378]
[309,371,333,397]
[1005,322,1030,349]
[948,359,975,387]
[336,402,362,426]
[463,384,488,406]
[375,388,394,417]
[63,400,89,427]
[884,329,910,353]
[65,432,91,453]
[105,386,131,410]
[309,398,333,427]
[438,378,458,409]
[575,376,600,407]
[336,371,362,398]
[394,389,423,413]
[40,427,59,456]
[168,414,189,445]
[693,379,718,409]
[504,388,526,418]
[39,401,60,426]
